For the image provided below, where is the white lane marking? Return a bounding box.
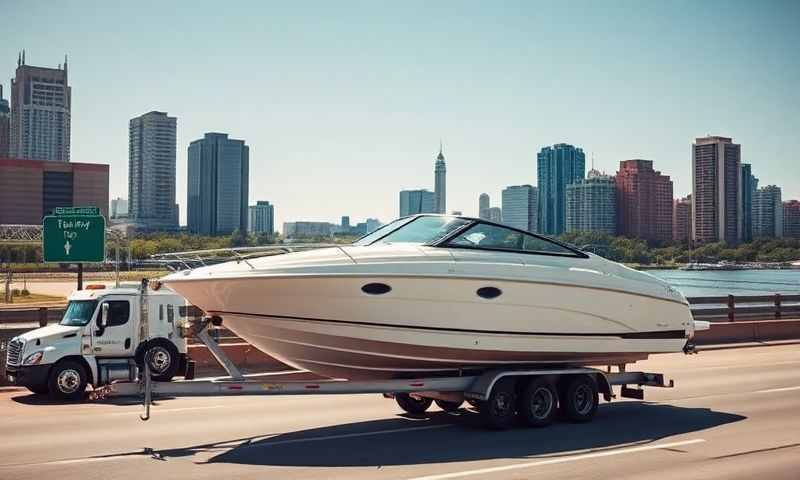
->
[241,423,453,448]
[756,386,800,394]
[108,405,225,416]
[405,439,706,480]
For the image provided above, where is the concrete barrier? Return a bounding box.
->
[694,319,800,345]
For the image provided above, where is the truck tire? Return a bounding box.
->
[144,340,180,382]
[518,377,558,427]
[561,374,599,423]
[434,399,463,412]
[395,393,433,414]
[480,377,518,430]
[48,360,87,401]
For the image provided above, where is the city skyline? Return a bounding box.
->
[1,1,799,229]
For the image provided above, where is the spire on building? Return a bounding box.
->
[22,49,25,65]
[64,54,68,75]
[17,52,21,67]
[437,140,444,161]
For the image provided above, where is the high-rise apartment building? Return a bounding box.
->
[434,145,446,214]
[783,200,800,239]
[0,85,9,158]
[501,185,537,232]
[565,170,616,235]
[283,222,333,238]
[752,186,783,239]
[248,201,275,235]
[740,163,758,242]
[673,196,692,243]
[128,111,178,231]
[187,133,249,235]
[537,143,585,235]
[616,159,673,243]
[692,136,742,244]
[478,193,490,219]
[400,189,435,217]
[9,52,71,162]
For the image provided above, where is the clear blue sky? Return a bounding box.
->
[3,0,798,229]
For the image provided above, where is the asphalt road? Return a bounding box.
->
[1,344,799,480]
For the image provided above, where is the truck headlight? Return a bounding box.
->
[23,351,44,365]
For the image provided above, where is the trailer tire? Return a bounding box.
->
[47,360,87,401]
[395,393,433,414]
[518,377,558,427]
[143,340,180,382]
[561,375,598,423]
[480,377,518,430]
[435,399,463,412]
[466,398,482,411]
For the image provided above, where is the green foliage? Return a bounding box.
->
[558,231,800,265]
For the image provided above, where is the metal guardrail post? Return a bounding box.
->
[727,295,735,322]
[775,293,782,319]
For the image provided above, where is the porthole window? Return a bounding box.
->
[362,283,392,295]
[477,287,502,299]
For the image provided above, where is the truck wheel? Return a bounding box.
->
[561,375,598,423]
[435,399,463,412]
[480,377,518,430]
[48,360,87,401]
[395,393,433,414]
[518,377,558,427]
[144,341,180,382]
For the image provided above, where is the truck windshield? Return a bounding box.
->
[60,300,99,327]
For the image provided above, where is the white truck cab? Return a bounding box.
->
[5,282,190,400]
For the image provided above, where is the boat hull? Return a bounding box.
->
[166,274,693,380]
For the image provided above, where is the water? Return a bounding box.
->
[649,269,800,298]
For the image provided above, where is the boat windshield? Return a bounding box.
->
[367,216,472,245]
[445,222,584,257]
[60,300,99,327]
[352,217,415,246]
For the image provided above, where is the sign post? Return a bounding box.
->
[42,207,106,291]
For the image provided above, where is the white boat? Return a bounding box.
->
[162,215,697,380]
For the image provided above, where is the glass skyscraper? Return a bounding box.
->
[501,185,537,232]
[399,189,435,217]
[537,143,586,235]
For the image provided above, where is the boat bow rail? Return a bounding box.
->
[150,243,344,272]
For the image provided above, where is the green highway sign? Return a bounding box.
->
[54,206,100,216]
[42,212,106,263]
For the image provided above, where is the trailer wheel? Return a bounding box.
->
[48,360,87,401]
[395,393,433,414]
[561,375,598,423]
[435,399,463,412]
[144,340,180,382]
[480,377,518,430]
[518,377,558,427]
[466,399,481,411]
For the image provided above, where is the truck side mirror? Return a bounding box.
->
[100,303,109,328]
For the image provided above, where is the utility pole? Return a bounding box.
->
[77,263,83,290]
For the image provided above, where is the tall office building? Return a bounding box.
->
[111,197,129,218]
[673,196,692,243]
[0,158,108,223]
[248,201,275,235]
[692,136,742,244]
[783,200,800,239]
[9,52,71,162]
[752,186,783,239]
[537,143,585,235]
[487,207,502,223]
[501,185,537,232]
[128,111,178,231]
[434,145,446,214]
[341,216,350,229]
[0,85,9,157]
[478,193,490,219]
[400,189,435,217]
[187,133,249,235]
[616,160,673,243]
[740,163,758,242]
[565,170,616,235]
[283,222,333,238]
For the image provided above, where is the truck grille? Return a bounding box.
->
[6,339,23,366]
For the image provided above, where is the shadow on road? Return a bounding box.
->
[148,402,746,467]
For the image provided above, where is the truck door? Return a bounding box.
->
[92,297,135,357]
